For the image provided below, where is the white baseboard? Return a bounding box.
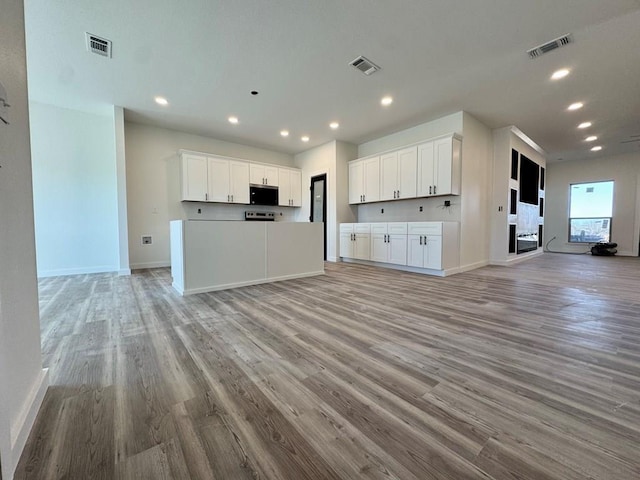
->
[327,256,338,262]
[129,261,171,270]
[178,270,325,296]
[118,268,132,276]
[341,258,460,277]
[37,265,118,278]
[490,249,543,266]
[457,260,490,273]
[6,368,49,479]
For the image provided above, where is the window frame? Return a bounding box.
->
[568,180,614,244]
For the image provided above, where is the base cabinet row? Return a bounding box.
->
[340,222,459,272]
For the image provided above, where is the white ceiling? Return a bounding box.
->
[24,0,640,161]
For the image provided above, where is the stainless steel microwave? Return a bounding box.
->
[249,185,278,206]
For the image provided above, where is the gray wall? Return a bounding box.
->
[546,152,640,256]
[0,0,48,477]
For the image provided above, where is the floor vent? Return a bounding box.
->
[527,34,572,59]
[86,33,112,58]
[349,55,381,76]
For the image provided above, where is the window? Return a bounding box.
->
[569,181,614,243]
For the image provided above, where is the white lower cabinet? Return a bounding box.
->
[340,221,459,275]
[370,223,407,265]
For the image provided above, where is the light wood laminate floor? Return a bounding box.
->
[15,253,640,479]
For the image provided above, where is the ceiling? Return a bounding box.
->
[24,0,640,161]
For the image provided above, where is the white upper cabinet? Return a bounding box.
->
[229,161,250,204]
[417,135,461,197]
[349,157,380,204]
[181,154,209,201]
[380,147,417,201]
[180,153,249,204]
[278,168,302,207]
[250,164,279,186]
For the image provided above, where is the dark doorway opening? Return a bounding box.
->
[310,174,327,260]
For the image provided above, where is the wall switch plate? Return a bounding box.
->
[141,235,152,245]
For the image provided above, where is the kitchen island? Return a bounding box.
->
[170,220,324,295]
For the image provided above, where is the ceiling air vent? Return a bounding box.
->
[86,33,112,58]
[527,34,573,59]
[349,55,381,76]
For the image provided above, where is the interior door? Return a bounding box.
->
[310,174,327,260]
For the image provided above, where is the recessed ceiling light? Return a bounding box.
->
[585,136,598,142]
[381,96,393,106]
[567,102,584,111]
[301,136,310,142]
[590,145,603,152]
[329,122,339,129]
[154,96,168,106]
[551,68,570,80]
[578,122,592,129]
[280,130,289,137]
[228,116,239,124]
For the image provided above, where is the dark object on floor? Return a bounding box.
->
[591,242,618,256]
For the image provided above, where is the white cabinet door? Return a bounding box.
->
[278,169,291,206]
[363,157,380,203]
[349,161,364,204]
[424,235,443,270]
[249,163,265,185]
[417,141,435,197]
[370,233,388,263]
[434,137,452,196]
[229,161,249,204]
[181,154,209,201]
[250,164,279,186]
[397,146,417,199]
[407,234,424,267]
[340,232,354,258]
[277,169,301,206]
[207,157,231,202]
[380,152,398,201]
[354,234,370,260]
[388,234,408,265]
[289,170,302,206]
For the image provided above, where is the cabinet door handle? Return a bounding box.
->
[231,194,234,202]
[393,191,396,199]
[429,186,432,195]
[397,190,400,198]
[423,235,427,245]
[434,185,437,195]
[419,235,423,245]
[205,193,208,201]
[227,194,230,202]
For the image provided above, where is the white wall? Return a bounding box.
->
[0,0,49,477]
[460,112,493,270]
[125,122,295,269]
[546,152,640,256]
[30,101,120,276]
[358,112,463,157]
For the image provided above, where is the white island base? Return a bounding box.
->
[170,220,324,295]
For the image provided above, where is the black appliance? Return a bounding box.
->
[245,211,275,221]
[250,185,278,206]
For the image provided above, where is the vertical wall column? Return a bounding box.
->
[114,106,131,275]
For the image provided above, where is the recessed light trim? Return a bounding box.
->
[381,96,393,106]
[585,136,598,142]
[590,145,603,152]
[301,136,310,142]
[329,122,339,129]
[578,122,592,129]
[228,116,239,124]
[154,96,168,106]
[568,102,584,111]
[280,130,289,137]
[551,68,570,80]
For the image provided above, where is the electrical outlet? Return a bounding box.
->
[381,208,384,214]
[419,206,423,212]
[197,208,202,214]
[141,235,152,245]
[444,200,451,207]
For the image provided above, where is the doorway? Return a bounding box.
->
[310,174,327,260]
